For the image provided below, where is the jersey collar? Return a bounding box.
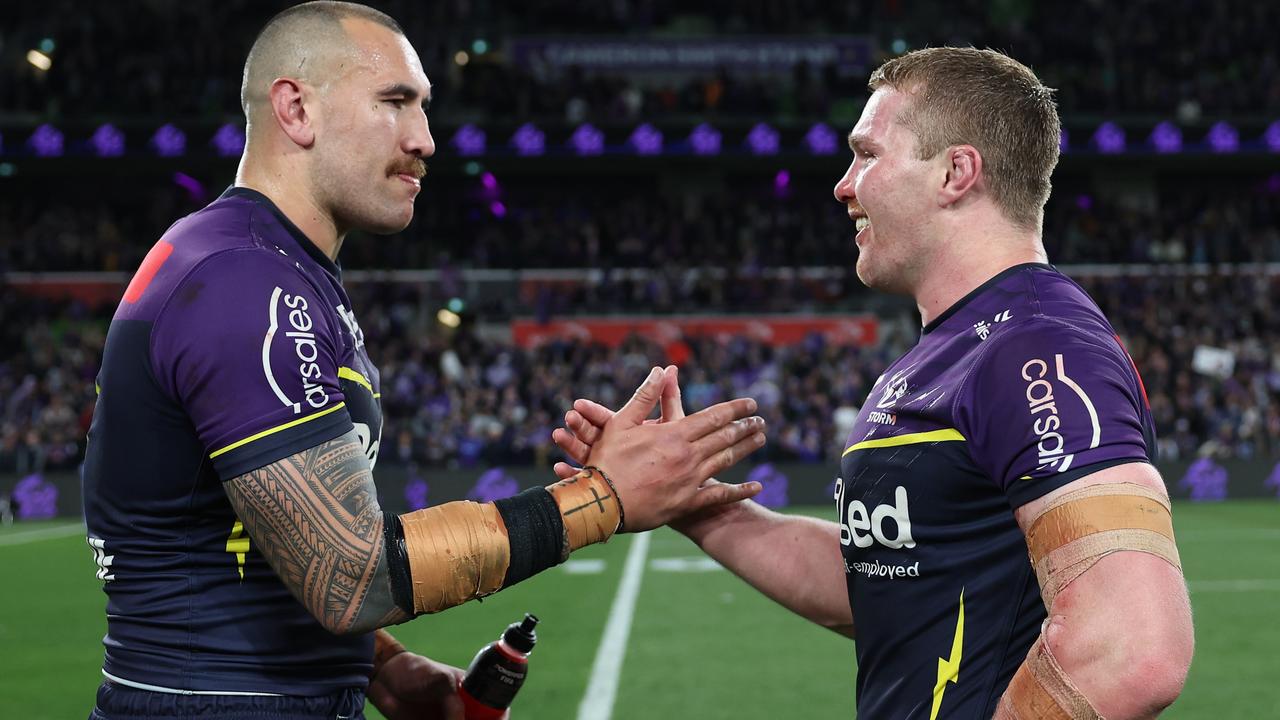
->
[220,186,342,280]
[921,262,1054,335]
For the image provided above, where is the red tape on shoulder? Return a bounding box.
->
[123,241,174,304]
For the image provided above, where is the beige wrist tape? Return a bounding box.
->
[1025,482,1181,609]
[546,466,623,553]
[999,635,1102,720]
[400,501,511,614]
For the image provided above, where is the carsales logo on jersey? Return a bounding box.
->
[1021,354,1102,473]
[263,287,330,414]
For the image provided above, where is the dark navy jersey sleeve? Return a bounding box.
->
[954,317,1153,508]
[149,248,353,480]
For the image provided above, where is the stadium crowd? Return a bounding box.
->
[3,0,1276,121]
[3,270,1278,475]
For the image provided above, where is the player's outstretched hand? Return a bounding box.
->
[552,365,766,531]
[367,651,509,720]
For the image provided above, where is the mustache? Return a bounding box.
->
[389,158,428,180]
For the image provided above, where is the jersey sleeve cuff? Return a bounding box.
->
[1006,457,1151,509]
[210,403,354,480]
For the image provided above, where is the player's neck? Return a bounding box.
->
[913,225,1046,327]
[235,162,345,262]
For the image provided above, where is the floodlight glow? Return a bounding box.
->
[29,124,63,156]
[1265,122,1280,153]
[26,50,51,71]
[211,124,245,156]
[1206,122,1238,153]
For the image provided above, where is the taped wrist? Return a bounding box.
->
[383,502,511,615]
[545,466,623,550]
[998,635,1101,720]
[494,487,566,587]
[1026,481,1181,609]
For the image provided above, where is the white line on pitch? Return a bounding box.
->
[0,522,85,547]
[577,532,651,720]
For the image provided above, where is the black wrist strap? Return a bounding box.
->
[381,512,415,615]
[494,487,566,588]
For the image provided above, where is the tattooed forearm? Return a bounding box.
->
[225,429,411,634]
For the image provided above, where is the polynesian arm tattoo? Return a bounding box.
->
[224,429,410,634]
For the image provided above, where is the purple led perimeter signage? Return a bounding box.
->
[29,124,64,157]
[91,124,125,157]
[151,124,186,156]
[804,123,839,155]
[451,124,486,156]
[511,123,545,156]
[1265,121,1280,153]
[1092,122,1125,154]
[1206,122,1238,153]
[211,124,245,156]
[746,123,780,155]
[569,123,605,155]
[1149,122,1182,153]
[689,124,721,155]
[628,123,663,155]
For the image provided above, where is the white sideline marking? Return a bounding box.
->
[576,532,651,720]
[1189,579,1280,593]
[564,559,607,575]
[0,523,85,547]
[650,557,723,573]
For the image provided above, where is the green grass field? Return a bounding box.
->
[2,501,1278,718]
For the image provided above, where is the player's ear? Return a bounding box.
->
[268,77,315,148]
[938,144,982,209]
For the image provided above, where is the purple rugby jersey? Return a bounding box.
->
[82,187,382,695]
[836,263,1155,719]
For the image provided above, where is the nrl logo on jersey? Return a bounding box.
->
[974,309,1013,341]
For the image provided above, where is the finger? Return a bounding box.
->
[566,410,603,446]
[614,366,664,425]
[553,461,580,480]
[660,365,686,422]
[690,415,766,461]
[696,430,767,477]
[687,478,763,512]
[573,397,616,428]
[551,427,592,465]
[680,397,759,441]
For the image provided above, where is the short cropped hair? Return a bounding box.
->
[241,1,404,116]
[868,47,1061,231]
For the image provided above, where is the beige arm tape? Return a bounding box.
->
[400,501,511,614]
[1001,481,1184,718]
[397,468,621,614]
[1026,481,1181,609]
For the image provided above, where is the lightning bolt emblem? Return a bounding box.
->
[930,589,965,720]
[226,520,251,580]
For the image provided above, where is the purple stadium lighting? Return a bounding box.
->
[774,169,791,198]
[151,124,186,156]
[451,124,486,156]
[481,171,498,192]
[628,123,663,155]
[1149,122,1182,153]
[569,123,605,155]
[91,124,125,157]
[29,124,64,157]
[1076,194,1093,211]
[1206,122,1239,153]
[1092,122,1125,154]
[745,123,780,155]
[1059,128,1069,152]
[689,123,721,155]
[803,123,839,155]
[489,201,507,218]
[511,123,545,156]
[172,172,206,202]
[211,124,245,157]
[1265,122,1280,153]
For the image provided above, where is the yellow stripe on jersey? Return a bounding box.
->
[338,366,373,394]
[209,402,347,459]
[843,428,966,456]
[226,520,251,580]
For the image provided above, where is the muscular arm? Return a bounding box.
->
[224,429,409,635]
[677,500,854,638]
[998,462,1194,719]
